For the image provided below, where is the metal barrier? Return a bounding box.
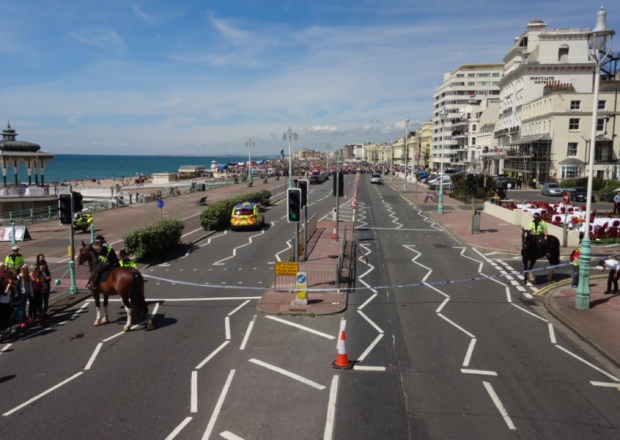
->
[274,268,339,292]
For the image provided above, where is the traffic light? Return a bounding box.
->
[58,194,72,225]
[287,188,302,223]
[72,191,84,212]
[467,174,478,194]
[298,179,308,207]
[332,171,344,197]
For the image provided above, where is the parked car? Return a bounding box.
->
[428,175,453,189]
[541,182,563,196]
[495,177,517,189]
[569,187,595,203]
[370,173,382,184]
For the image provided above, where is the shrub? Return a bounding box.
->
[123,219,185,261]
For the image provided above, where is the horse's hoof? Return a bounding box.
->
[123,326,130,332]
[93,321,101,326]
[146,322,154,331]
[101,318,108,324]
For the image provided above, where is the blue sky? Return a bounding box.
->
[1,1,618,156]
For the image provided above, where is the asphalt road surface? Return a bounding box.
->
[1,175,620,439]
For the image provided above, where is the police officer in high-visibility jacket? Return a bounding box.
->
[529,212,550,258]
[118,249,137,268]
[89,235,119,290]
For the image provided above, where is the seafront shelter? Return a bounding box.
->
[0,122,54,187]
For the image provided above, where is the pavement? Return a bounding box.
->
[3,174,620,372]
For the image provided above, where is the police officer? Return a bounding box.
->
[5,246,25,270]
[89,235,119,290]
[529,212,550,258]
[118,249,137,268]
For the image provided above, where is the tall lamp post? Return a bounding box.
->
[283,126,297,188]
[403,117,410,190]
[325,143,332,169]
[438,107,448,214]
[246,138,254,182]
[389,142,394,182]
[577,7,615,309]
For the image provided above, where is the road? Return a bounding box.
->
[1,176,620,439]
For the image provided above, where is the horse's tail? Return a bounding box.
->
[131,272,148,318]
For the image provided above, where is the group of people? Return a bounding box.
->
[0,247,52,336]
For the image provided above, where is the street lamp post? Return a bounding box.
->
[577,7,615,310]
[438,108,448,214]
[325,143,332,169]
[283,126,298,188]
[403,117,410,190]
[246,138,254,182]
[390,142,393,182]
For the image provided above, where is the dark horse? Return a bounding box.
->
[76,242,153,331]
[521,228,561,285]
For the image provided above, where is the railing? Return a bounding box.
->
[273,268,339,292]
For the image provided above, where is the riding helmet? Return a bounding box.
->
[94,235,106,242]
[119,248,128,257]
[533,212,541,218]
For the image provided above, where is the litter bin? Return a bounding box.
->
[471,208,481,234]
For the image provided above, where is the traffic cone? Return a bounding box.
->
[344,195,348,202]
[332,330,353,369]
[332,224,337,239]
[352,198,356,209]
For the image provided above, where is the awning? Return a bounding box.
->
[558,157,585,166]
[509,134,552,145]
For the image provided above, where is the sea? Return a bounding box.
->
[25,154,274,184]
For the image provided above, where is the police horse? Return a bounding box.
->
[77,242,154,331]
[521,229,561,285]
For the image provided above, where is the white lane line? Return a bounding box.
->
[103,331,125,342]
[165,416,193,440]
[202,369,236,440]
[3,372,83,417]
[220,431,244,440]
[483,381,516,430]
[437,314,475,338]
[548,323,557,344]
[358,293,377,311]
[510,303,548,322]
[265,315,335,339]
[191,371,198,413]
[555,345,620,381]
[353,366,386,371]
[590,381,620,387]
[356,310,384,334]
[84,343,103,370]
[323,375,339,440]
[436,297,450,314]
[1,343,12,353]
[240,315,257,350]
[182,227,205,238]
[225,317,231,340]
[461,368,498,376]
[228,300,250,316]
[505,286,512,303]
[357,333,384,362]
[249,358,326,390]
[196,341,230,370]
[463,339,477,367]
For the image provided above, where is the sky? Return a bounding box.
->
[1,0,619,157]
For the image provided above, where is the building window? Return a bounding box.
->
[569,118,580,131]
[562,166,579,179]
[558,45,569,62]
[597,118,605,131]
[598,100,606,110]
[570,100,580,110]
[567,142,578,156]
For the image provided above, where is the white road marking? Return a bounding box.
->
[356,310,384,334]
[510,303,548,322]
[590,381,620,387]
[555,345,620,381]
[181,227,205,238]
[220,431,244,440]
[202,369,236,440]
[84,342,103,370]
[548,323,556,344]
[463,339,477,367]
[196,341,230,370]
[357,333,384,362]
[165,416,193,440]
[225,317,231,340]
[483,381,516,430]
[353,366,386,371]
[191,371,198,413]
[323,375,339,440]
[461,368,498,376]
[358,293,377,310]
[240,315,257,350]
[249,358,326,390]
[3,372,83,417]
[265,315,335,339]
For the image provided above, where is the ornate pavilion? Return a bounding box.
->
[0,122,54,187]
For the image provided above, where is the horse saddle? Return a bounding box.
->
[99,268,113,283]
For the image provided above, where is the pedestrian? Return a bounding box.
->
[613,192,620,215]
[36,254,52,316]
[17,264,33,324]
[30,265,44,322]
[0,267,12,336]
[598,259,620,294]
[570,247,580,289]
[5,245,24,271]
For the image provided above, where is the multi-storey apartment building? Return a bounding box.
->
[432,64,503,173]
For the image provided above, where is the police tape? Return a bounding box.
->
[143,260,575,293]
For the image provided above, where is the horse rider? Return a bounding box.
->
[529,212,550,258]
[88,235,119,291]
[5,246,24,271]
[118,249,137,268]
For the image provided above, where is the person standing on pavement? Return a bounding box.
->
[613,192,620,215]
[570,247,580,288]
[36,254,52,316]
[5,246,24,271]
[598,259,620,294]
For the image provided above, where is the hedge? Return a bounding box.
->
[123,218,185,261]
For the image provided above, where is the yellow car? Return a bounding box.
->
[230,202,265,231]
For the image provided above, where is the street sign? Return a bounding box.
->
[563,191,569,204]
[157,199,164,209]
[275,262,299,276]
[295,271,308,304]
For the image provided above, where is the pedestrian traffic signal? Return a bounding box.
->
[58,194,72,225]
[287,188,301,223]
[333,171,344,197]
[298,179,308,207]
[72,191,84,212]
[467,174,478,194]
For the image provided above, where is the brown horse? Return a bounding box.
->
[521,228,561,285]
[76,242,153,331]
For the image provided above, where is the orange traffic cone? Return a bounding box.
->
[344,195,348,202]
[352,198,356,209]
[332,330,353,369]
[332,224,337,239]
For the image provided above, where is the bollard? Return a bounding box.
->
[470,208,481,234]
